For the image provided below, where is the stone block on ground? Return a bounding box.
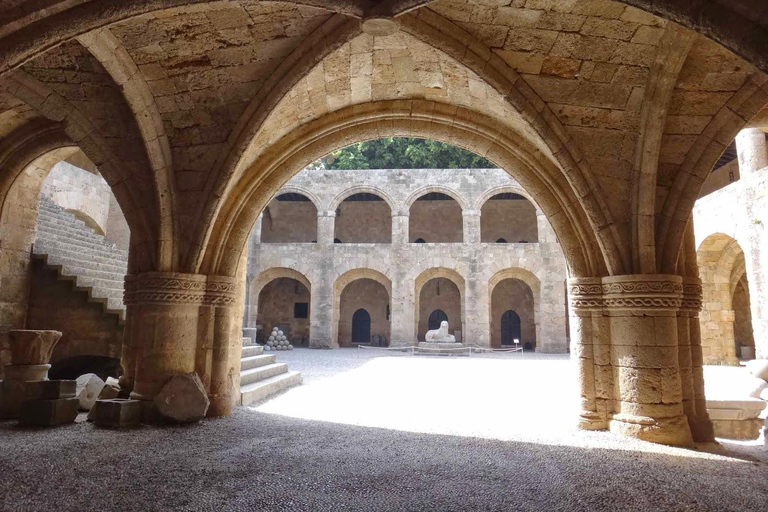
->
[89,399,142,428]
[154,372,210,423]
[76,373,105,411]
[22,380,76,400]
[98,376,120,399]
[18,398,79,426]
[712,418,764,440]
[746,359,768,382]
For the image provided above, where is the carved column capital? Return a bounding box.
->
[601,274,682,316]
[680,277,703,315]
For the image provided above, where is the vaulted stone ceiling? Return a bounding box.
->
[0,0,766,277]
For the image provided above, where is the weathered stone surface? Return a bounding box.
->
[7,330,62,365]
[89,399,142,428]
[76,373,105,411]
[18,398,79,426]
[98,377,120,400]
[154,373,210,423]
[21,380,76,400]
[711,418,764,440]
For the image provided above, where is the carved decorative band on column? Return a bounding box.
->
[601,275,682,316]
[568,277,603,312]
[124,272,237,306]
[680,277,703,314]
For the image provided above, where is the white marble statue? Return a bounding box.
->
[425,320,456,342]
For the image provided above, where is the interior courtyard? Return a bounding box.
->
[2,0,768,509]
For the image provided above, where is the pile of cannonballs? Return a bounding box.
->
[264,327,294,351]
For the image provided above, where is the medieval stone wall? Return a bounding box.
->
[246,168,569,351]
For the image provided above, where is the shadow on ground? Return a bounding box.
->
[1,408,767,512]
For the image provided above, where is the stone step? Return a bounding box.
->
[34,241,129,267]
[240,363,288,387]
[37,215,99,234]
[65,275,124,293]
[44,254,128,275]
[240,371,302,406]
[242,345,264,357]
[240,354,276,371]
[36,226,125,254]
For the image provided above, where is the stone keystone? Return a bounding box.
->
[7,330,62,365]
[154,373,210,423]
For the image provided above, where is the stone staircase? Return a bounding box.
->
[33,196,127,324]
[240,341,302,406]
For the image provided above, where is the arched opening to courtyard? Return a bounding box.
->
[490,277,537,350]
[333,191,392,244]
[409,192,464,244]
[254,274,312,347]
[260,192,318,244]
[480,193,538,244]
[697,233,756,364]
[414,269,465,342]
[333,269,392,348]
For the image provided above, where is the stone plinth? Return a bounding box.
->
[706,399,766,440]
[416,342,468,356]
[18,398,79,426]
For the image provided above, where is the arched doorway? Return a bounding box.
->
[256,277,311,346]
[501,310,521,346]
[480,193,538,243]
[352,309,371,344]
[409,192,464,243]
[333,192,392,243]
[428,309,448,331]
[260,192,318,243]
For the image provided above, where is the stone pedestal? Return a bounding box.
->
[18,398,79,426]
[707,399,766,440]
[89,398,142,428]
[417,342,468,356]
[0,330,62,419]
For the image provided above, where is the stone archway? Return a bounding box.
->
[333,269,392,347]
[491,280,536,350]
[414,268,465,342]
[696,233,751,365]
[250,267,313,343]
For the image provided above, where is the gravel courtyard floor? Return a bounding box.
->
[1,348,767,511]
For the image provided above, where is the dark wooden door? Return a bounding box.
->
[428,309,448,331]
[501,310,521,346]
[352,308,371,343]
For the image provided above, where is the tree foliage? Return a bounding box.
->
[321,138,494,169]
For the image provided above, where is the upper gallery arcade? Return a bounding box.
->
[1,0,768,447]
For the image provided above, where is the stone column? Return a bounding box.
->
[568,278,609,430]
[125,272,239,416]
[391,212,409,246]
[681,277,715,442]
[317,211,335,246]
[735,127,768,176]
[462,210,481,245]
[604,274,693,447]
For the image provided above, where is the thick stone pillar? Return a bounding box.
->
[465,273,490,347]
[391,212,409,246]
[735,127,768,176]
[389,274,416,347]
[462,210,481,245]
[568,278,610,430]
[605,275,693,447]
[309,278,335,348]
[317,211,335,246]
[124,272,240,416]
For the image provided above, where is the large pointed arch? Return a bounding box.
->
[200,100,610,280]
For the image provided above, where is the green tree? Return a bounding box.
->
[322,138,494,169]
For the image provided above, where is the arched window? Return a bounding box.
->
[501,310,521,346]
[415,238,426,243]
[496,238,507,243]
[352,308,371,343]
[428,309,448,331]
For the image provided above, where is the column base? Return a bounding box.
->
[578,410,608,430]
[610,414,694,448]
[309,339,338,349]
